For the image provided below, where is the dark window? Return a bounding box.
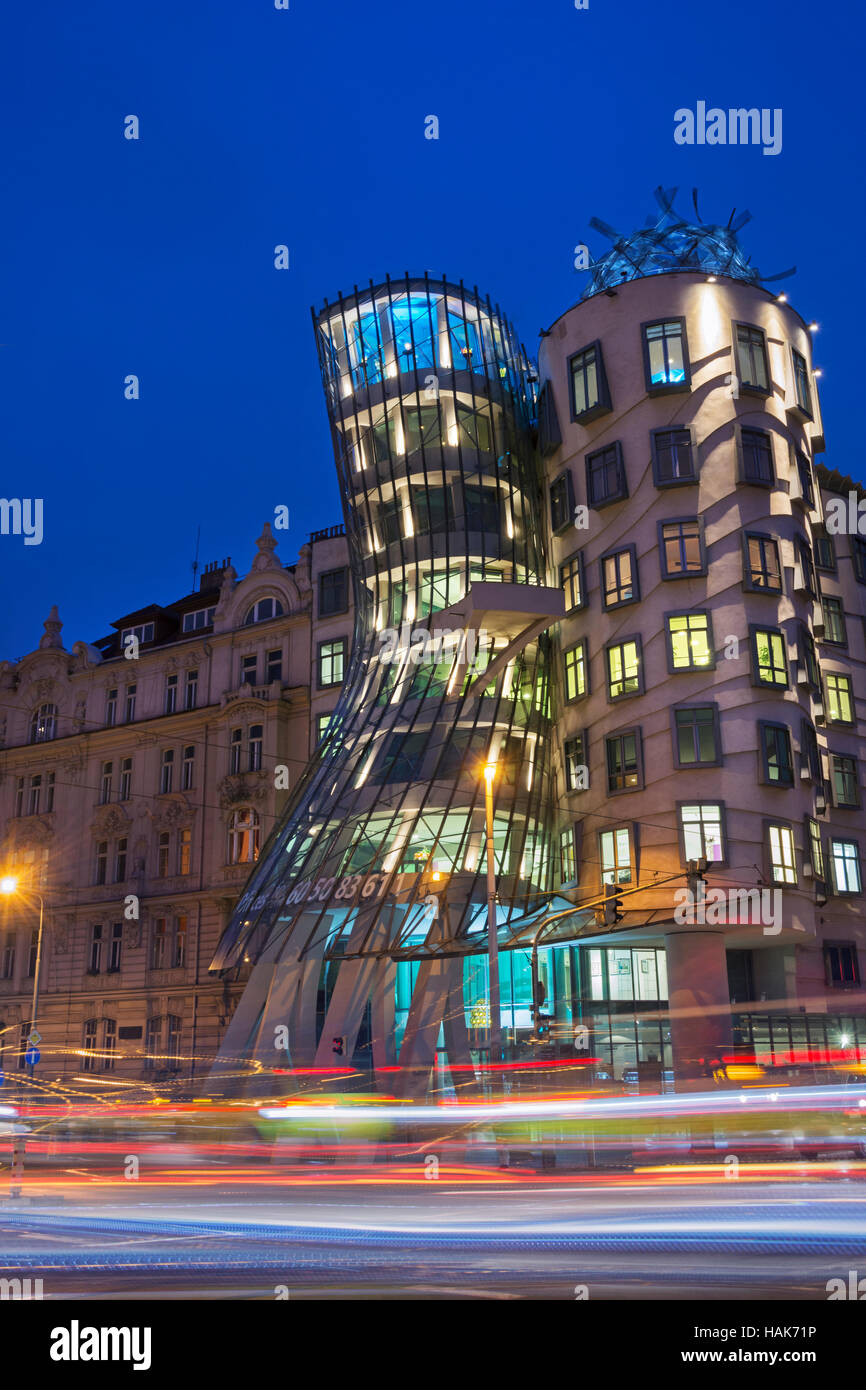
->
[795,538,816,597]
[760,722,794,786]
[586,443,627,508]
[184,668,198,710]
[831,754,860,808]
[160,749,174,795]
[109,923,123,973]
[824,943,860,987]
[95,841,108,886]
[412,486,450,535]
[666,612,714,671]
[822,596,847,646]
[800,719,821,782]
[241,654,257,686]
[569,341,611,421]
[378,731,428,785]
[651,428,696,486]
[814,528,836,572]
[537,382,562,455]
[744,533,782,592]
[798,626,819,690]
[125,684,137,722]
[660,518,703,577]
[319,567,349,616]
[642,318,689,391]
[851,537,866,585]
[806,817,825,880]
[601,546,638,608]
[792,348,812,417]
[379,497,403,546]
[464,485,500,534]
[563,641,588,702]
[795,452,815,507]
[606,730,642,793]
[105,689,117,727]
[564,732,588,792]
[606,638,642,700]
[751,626,788,688]
[266,649,282,684]
[735,322,770,394]
[560,552,585,612]
[739,427,775,486]
[164,674,178,715]
[403,404,442,453]
[318,638,347,687]
[674,706,720,766]
[549,471,575,532]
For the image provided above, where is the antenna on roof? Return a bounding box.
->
[191,525,201,593]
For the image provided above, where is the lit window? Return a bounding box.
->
[768,824,797,885]
[667,613,713,671]
[606,639,641,699]
[30,703,57,743]
[564,733,588,792]
[642,318,689,390]
[826,673,854,724]
[752,627,788,687]
[560,553,584,612]
[178,828,192,876]
[563,641,588,702]
[318,638,347,688]
[601,546,638,608]
[600,827,633,885]
[228,808,260,864]
[830,840,861,895]
[680,804,725,864]
[559,828,576,885]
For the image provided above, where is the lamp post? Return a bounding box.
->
[482,760,501,1064]
[0,877,45,1077]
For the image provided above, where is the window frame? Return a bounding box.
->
[750,624,789,690]
[737,424,776,488]
[600,543,640,611]
[317,636,348,689]
[598,824,636,887]
[791,346,813,419]
[549,468,576,534]
[563,731,589,793]
[650,426,697,488]
[677,800,728,868]
[759,720,795,788]
[568,340,612,423]
[830,751,860,809]
[585,441,628,510]
[671,703,722,769]
[825,671,855,726]
[563,638,589,704]
[820,595,847,648]
[830,838,862,896]
[640,316,691,394]
[665,610,715,674]
[765,819,798,886]
[733,321,771,397]
[560,550,586,614]
[605,727,644,795]
[318,566,349,618]
[742,531,783,594]
[605,635,643,702]
[658,516,706,580]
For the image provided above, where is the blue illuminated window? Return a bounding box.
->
[642,318,690,391]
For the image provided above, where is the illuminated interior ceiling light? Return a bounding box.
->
[706,275,717,283]
[776,292,787,302]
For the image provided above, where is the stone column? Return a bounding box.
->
[664,930,733,1085]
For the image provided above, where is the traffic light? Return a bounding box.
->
[595,882,624,928]
[332,1036,344,1057]
[687,857,708,897]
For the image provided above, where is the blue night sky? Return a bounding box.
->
[0,0,861,658]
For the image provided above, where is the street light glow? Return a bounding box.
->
[483,760,497,786]
[0,876,18,895]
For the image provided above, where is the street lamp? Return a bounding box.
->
[482,759,501,1063]
[0,877,45,1074]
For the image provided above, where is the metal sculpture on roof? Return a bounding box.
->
[581,186,796,299]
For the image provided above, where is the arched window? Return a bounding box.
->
[227,807,260,865]
[30,703,57,743]
[244,597,285,625]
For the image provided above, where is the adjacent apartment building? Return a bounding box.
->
[0,523,350,1086]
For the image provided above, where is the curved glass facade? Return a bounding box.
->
[211,277,558,1070]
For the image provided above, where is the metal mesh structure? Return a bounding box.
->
[582,186,795,299]
[211,276,557,992]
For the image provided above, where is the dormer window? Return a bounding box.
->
[30,703,57,743]
[121,622,154,646]
[182,607,216,633]
[244,597,285,625]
